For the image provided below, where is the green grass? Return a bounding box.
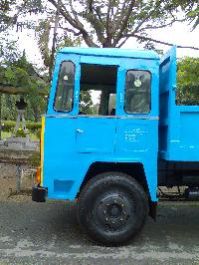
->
[1,131,11,139]
[0,120,41,141]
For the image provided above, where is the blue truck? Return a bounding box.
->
[32,46,199,245]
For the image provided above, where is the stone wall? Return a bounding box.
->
[0,163,35,201]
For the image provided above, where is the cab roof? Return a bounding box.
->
[59,47,159,60]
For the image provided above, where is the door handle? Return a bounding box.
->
[76,128,84,134]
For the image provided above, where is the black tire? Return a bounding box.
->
[77,171,148,245]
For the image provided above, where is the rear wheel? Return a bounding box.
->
[77,172,148,245]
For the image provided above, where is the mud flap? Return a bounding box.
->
[32,186,47,202]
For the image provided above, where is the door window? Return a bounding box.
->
[124,70,151,114]
[79,64,117,116]
[54,61,75,112]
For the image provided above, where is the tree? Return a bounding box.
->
[0,51,48,121]
[0,0,18,33]
[1,1,198,55]
[35,16,82,77]
[46,0,191,48]
[177,57,199,105]
[172,0,199,29]
[0,1,46,63]
[0,0,44,33]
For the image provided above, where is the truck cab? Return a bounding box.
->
[33,47,198,245]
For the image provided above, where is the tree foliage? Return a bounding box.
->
[0,0,198,54]
[177,57,199,105]
[35,16,82,75]
[172,0,199,29]
[0,51,48,121]
[0,0,44,33]
[0,1,44,63]
[46,0,187,48]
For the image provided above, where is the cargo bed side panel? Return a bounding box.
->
[159,47,199,161]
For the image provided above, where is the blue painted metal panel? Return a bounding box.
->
[43,116,158,202]
[116,60,159,202]
[76,117,116,153]
[166,106,199,161]
[159,46,199,161]
[43,48,160,202]
[159,46,177,159]
[59,47,159,60]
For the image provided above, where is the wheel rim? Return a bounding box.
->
[93,192,134,231]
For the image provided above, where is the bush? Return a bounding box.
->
[1,120,41,132]
[15,128,27,138]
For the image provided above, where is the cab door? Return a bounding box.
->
[43,54,80,199]
[115,59,159,202]
[44,55,120,199]
[115,59,159,159]
[75,61,118,155]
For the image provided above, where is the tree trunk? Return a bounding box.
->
[49,0,60,78]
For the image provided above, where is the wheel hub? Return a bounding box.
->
[95,193,131,229]
[108,203,122,217]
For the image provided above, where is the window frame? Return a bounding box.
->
[124,69,152,115]
[53,60,76,113]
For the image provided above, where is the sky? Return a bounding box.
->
[16,20,199,67]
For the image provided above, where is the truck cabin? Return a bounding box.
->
[44,48,159,203]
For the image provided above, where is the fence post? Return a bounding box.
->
[16,164,22,193]
[0,93,1,140]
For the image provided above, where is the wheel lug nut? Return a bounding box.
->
[103,210,106,214]
[105,218,109,221]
